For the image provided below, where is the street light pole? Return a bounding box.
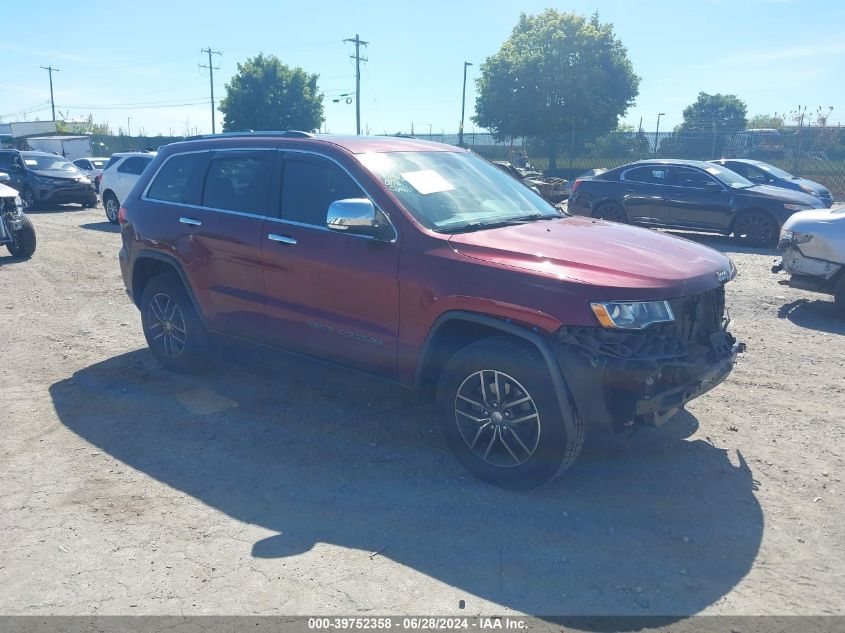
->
[459,61,473,147]
[655,112,666,156]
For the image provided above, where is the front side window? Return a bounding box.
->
[146,153,207,204]
[281,155,366,226]
[201,152,271,214]
[358,151,557,232]
[669,167,716,189]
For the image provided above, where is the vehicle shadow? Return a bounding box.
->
[0,253,27,267]
[662,231,775,256]
[26,204,92,214]
[49,347,762,621]
[79,221,119,233]
[778,298,845,334]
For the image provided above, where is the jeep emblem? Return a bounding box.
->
[716,269,730,283]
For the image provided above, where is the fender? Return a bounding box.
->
[414,310,579,444]
[131,249,210,328]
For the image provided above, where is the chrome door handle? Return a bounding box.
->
[179,217,202,226]
[268,233,297,245]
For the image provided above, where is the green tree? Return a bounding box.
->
[473,10,640,171]
[747,113,785,130]
[219,53,324,132]
[56,113,112,135]
[680,92,747,133]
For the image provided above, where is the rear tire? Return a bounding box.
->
[103,193,120,224]
[733,210,778,248]
[436,336,584,490]
[592,202,628,223]
[6,214,36,259]
[140,273,214,373]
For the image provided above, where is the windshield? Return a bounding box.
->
[22,154,76,171]
[358,151,559,232]
[756,162,794,180]
[704,163,754,189]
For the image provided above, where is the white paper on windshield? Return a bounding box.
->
[401,169,455,195]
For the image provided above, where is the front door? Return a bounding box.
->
[665,166,733,230]
[261,152,400,377]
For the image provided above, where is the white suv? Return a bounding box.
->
[99,151,157,223]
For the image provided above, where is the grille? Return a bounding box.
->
[556,286,728,363]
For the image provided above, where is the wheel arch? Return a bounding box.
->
[101,188,118,203]
[131,250,208,327]
[414,310,578,443]
[729,205,779,233]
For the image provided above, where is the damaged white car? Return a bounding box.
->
[772,207,845,315]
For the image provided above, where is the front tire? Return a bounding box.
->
[733,210,778,247]
[436,336,584,490]
[140,273,214,373]
[6,214,36,259]
[103,193,120,224]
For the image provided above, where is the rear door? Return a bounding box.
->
[115,156,153,202]
[144,149,275,336]
[260,151,400,376]
[665,166,733,229]
[619,165,672,223]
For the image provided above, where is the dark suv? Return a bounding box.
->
[119,132,743,489]
[0,149,97,209]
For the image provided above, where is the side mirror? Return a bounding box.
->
[704,181,722,194]
[0,172,9,184]
[326,198,391,240]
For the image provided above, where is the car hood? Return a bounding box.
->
[745,184,823,206]
[448,216,734,300]
[0,182,19,198]
[32,169,87,180]
[791,178,831,196]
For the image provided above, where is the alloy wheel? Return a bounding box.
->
[734,213,776,246]
[105,198,119,222]
[454,369,541,468]
[147,292,187,359]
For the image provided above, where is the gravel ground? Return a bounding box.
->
[0,204,843,618]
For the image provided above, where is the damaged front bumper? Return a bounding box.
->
[552,288,743,431]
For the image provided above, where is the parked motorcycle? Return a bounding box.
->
[0,173,36,259]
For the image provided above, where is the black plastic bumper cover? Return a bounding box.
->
[552,323,742,432]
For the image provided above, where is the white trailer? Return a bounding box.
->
[26,136,92,162]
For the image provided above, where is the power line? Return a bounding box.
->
[343,34,368,135]
[199,47,222,134]
[40,65,60,122]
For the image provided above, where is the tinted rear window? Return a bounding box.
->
[118,156,152,175]
[103,156,120,171]
[146,153,208,204]
[201,151,272,214]
[623,166,668,184]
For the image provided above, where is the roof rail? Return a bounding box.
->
[185,130,315,141]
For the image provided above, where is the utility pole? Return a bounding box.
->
[459,61,473,147]
[199,47,222,134]
[655,112,666,156]
[40,66,60,123]
[343,34,368,135]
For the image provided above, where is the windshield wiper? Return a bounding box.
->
[438,214,559,234]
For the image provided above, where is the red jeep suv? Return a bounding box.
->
[119,132,742,489]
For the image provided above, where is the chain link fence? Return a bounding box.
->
[415,127,845,200]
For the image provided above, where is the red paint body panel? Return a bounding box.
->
[120,135,734,388]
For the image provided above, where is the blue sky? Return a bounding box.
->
[2,0,843,136]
